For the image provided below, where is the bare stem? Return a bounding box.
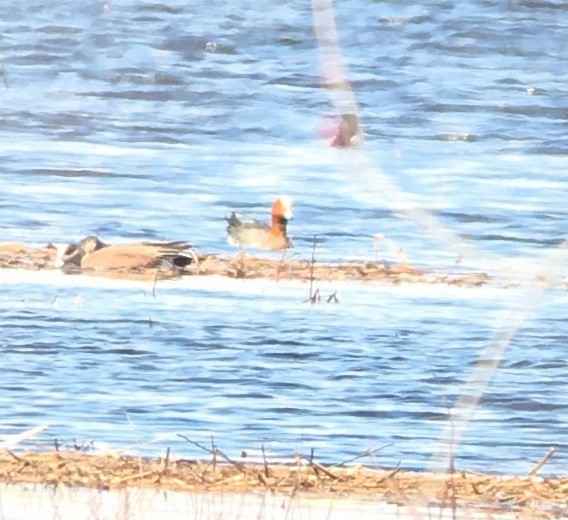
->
[308,235,318,302]
[528,447,556,477]
[176,434,245,472]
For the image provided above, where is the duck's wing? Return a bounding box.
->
[82,243,197,271]
[153,243,198,268]
[226,214,271,246]
[226,214,269,232]
[140,240,192,251]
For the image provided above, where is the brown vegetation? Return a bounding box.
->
[195,253,494,287]
[0,450,566,516]
[0,241,564,291]
[0,243,58,270]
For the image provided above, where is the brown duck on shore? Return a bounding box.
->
[61,235,198,279]
[226,196,292,250]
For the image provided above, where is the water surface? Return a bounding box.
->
[0,0,566,475]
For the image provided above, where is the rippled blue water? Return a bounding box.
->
[0,0,567,475]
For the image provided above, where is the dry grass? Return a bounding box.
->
[0,243,58,270]
[0,450,566,515]
[195,253,495,288]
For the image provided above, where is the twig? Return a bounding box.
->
[211,436,217,472]
[376,461,401,484]
[326,291,339,303]
[306,235,319,303]
[330,443,392,468]
[5,450,21,462]
[309,448,323,482]
[300,452,341,481]
[162,447,170,475]
[261,443,270,478]
[528,447,556,477]
[176,434,212,455]
[312,288,321,303]
[176,434,245,472]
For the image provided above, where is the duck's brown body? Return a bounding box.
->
[62,236,197,279]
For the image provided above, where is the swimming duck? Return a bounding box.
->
[226,196,292,250]
[62,235,198,278]
[330,114,362,147]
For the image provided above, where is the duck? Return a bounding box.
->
[329,114,362,148]
[61,235,198,278]
[226,196,292,250]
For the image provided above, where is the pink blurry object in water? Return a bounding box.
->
[319,114,362,148]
